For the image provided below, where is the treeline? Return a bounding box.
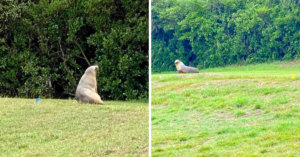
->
[152,0,300,73]
[0,0,148,100]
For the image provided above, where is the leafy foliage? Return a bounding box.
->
[152,0,300,73]
[0,0,148,100]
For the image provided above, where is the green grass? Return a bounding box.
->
[151,62,300,156]
[0,98,148,157]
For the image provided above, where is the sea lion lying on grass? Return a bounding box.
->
[174,60,199,73]
[75,65,104,104]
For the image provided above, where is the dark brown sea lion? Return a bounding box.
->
[174,60,199,73]
[75,65,104,104]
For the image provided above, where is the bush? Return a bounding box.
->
[0,0,148,100]
[152,0,300,72]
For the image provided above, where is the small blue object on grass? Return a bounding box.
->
[36,98,40,103]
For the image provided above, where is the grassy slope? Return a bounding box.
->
[0,98,148,157]
[152,62,300,156]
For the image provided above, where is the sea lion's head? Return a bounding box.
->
[174,60,185,70]
[85,65,99,76]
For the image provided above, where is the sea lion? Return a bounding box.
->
[174,60,199,73]
[75,65,104,104]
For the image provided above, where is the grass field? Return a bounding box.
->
[151,62,300,156]
[0,98,148,157]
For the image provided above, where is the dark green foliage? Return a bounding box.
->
[0,0,148,100]
[152,0,300,73]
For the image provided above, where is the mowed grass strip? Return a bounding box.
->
[0,98,148,157]
[152,62,300,157]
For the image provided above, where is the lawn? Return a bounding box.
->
[151,62,300,156]
[0,98,148,157]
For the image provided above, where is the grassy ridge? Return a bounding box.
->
[0,98,148,157]
[152,62,300,156]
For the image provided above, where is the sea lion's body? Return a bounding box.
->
[75,65,104,104]
[174,60,199,73]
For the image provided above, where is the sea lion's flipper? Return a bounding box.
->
[77,89,104,105]
[178,70,185,73]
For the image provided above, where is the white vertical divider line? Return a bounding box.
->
[148,0,152,156]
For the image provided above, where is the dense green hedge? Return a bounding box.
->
[152,0,300,73]
[0,0,148,100]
